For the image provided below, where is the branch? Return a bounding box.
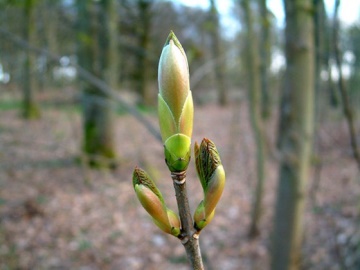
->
[0,27,162,143]
[172,172,204,270]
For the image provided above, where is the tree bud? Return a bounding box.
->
[158,31,193,172]
[133,167,181,236]
[193,138,226,231]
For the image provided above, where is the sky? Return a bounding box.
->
[177,0,360,34]
[176,0,359,77]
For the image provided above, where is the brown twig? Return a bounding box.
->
[171,171,204,270]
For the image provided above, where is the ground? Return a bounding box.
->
[0,94,359,270]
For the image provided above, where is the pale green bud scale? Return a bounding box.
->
[158,94,177,142]
[178,92,194,138]
[164,134,191,172]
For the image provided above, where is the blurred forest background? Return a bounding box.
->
[0,0,360,269]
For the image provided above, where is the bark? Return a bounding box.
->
[240,0,266,238]
[136,0,152,106]
[209,0,228,106]
[333,0,360,171]
[100,0,119,90]
[22,0,40,119]
[258,0,271,119]
[77,0,117,168]
[38,0,60,88]
[271,1,315,269]
[313,0,325,108]
[172,172,204,270]
[310,0,326,207]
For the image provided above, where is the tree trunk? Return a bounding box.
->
[333,0,360,171]
[258,0,271,119]
[271,0,315,269]
[22,0,40,119]
[77,0,117,168]
[99,0,119,90]
[136,0,152,106]
[240,0,266,238]
[43,0,59,87]
[209,0,227,106]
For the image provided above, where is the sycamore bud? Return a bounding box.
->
[158,31,194,172]
[193,138,226,231]
[133,167,180,236]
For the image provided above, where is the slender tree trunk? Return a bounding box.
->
[136,0,152,106]
[271,1,315,269]
[44,0,59,86]
[77,0,117,168]
[311,0,326,206]
[258,0,271,119]
[209,0,227,106]
[22,0,40,119]
[240,0,266,238]
[102,0,119,90]
[333,0,360,171]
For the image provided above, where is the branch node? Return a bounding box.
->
[171,171,187,185]
[193,232,200,239]
[181,236,189,244]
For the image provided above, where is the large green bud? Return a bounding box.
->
[133,167,181,237]
[158,31,194,173]
[193,138,226,231]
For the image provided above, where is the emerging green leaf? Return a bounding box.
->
[132,167,181,236]
[193,138,226,231]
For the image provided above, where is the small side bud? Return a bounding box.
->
[193,138,226,231]
[133,167,181,236]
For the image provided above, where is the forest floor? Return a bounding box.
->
[0,91,359,270]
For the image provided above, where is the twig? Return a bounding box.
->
[171,171,204,270]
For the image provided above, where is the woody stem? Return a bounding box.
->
[172,171,204,270]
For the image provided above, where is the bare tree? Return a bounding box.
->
[77,0,118,167]
[333,0,360,170]
[209,0,228,106]
[22,0,40,119]
[135,0,153,106]
[271,0,315,269]
[240,0,267,238]
[258,0,272,119]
